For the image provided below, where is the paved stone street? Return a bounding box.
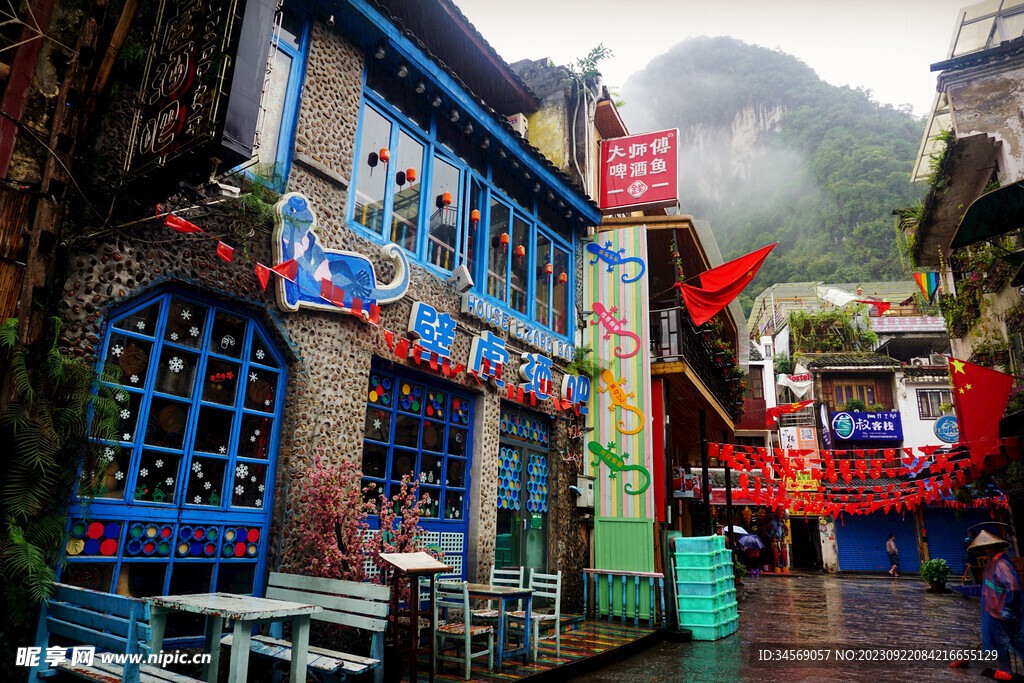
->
[577,575,991,682]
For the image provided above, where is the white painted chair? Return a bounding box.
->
[472,565,526,620]
[434,581,494,680]
[507,569,562,661]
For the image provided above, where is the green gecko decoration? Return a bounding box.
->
[588,441,650,495]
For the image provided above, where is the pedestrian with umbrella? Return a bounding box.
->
[973,530,1024,678]
[738,533,764,577]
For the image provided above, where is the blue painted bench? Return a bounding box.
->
[221,572,390,683]
[27,583,201,683]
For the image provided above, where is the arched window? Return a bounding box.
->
[62,289,286,614]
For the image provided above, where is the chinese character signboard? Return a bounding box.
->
[830,411,903,441]
[598,129,679,213]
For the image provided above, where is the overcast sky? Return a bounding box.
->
[454,0,968,119]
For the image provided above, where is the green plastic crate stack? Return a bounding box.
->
[672,536,739,640]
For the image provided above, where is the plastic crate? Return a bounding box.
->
[677,608,720,627]
[720,587,736,605]
[674,536,720,553]
[673,551,719,568]
[682,622,721,641]
[722,601,739,621]
[674,564,720,582]
[720,617,739,637]
[676,591,732,613]
[714,562,732,580]
[714,548,732,564]
[675,577,731,597]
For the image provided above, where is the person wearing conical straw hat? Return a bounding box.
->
[974,530,1024,676]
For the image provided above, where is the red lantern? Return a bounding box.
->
[406,167,416,182]
[515,244,526,265]
[441,191,452,206]
[470,209,480,224]
[558,272,567,283]
[379,147,390,163]
[500,232,509,253]
[544,263,553,275]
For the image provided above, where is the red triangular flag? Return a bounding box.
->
[680,243,777,325]
[254,264,271,290]
[948,356,1014,462]
[216,242,234,262]
[165,213,203,233]
[272,259,299,281]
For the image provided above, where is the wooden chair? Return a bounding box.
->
[28,583,202,683]
[434,581,494,680]
[507,569,562,661]
[221,572,390,683]
[472,565,526,620]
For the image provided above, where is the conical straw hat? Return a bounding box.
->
[969,529,1010,551]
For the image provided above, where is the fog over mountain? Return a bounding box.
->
[620,37,926,313]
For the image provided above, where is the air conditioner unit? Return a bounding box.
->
[910,357,930,366]
[930,353,949,366]
[507,112,528,138]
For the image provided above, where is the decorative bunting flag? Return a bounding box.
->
[272,259,299,281]
[854,299,892,316]
[764,400,814,426]
[165,214,203,234]
[255,264,271,290]
[913,272,940,303]
[216,242,234,262]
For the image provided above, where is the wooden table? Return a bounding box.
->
[148,592,322,683]
[380,551,452,683]
[464,583,533,670]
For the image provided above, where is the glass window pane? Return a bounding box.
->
[390,131,423,253]
[231,461,268,508]
[62,562,114,593]
[134,450,182,503]
[865,386,876,405]
[154,349,199,398]
[144,397,190,449]
[487,200,510,301]
[999,11,1024,42]
[203,359,241,406]
[244,369,278,412]
[535,235,551,326]
[552,247,570,335]
[953,17,995,56]
[447,458,466,488]
[466,179,483,282]
[368,372,394,407]
[420,454,443,486]
[448,427,467,457]
[363,441,388,479]
[397,381,424,414]
[194,407,233,454]
[428,157,460,271]
[365,408,391,442]
[164,298,207,349]
[390,448,416,482]
[209,311,246,358]
[353,107,392,235]
[115,563,166,598]
[186,456,227,506]
[394,415,419,449]
[509,216,530,314]
[237,414,274,459]
[443,490,464,520]
[421,420,443,453]
[216,563,255,595]
[420,486,440,518]
[169,562,213,594]
[425,388,447,421]
[258,50,292,172]
[113,302,161,337]
[250,331,279,368]
[93,445,131,499]
[107,390,142,443]
[108,334,152,387]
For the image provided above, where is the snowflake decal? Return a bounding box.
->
[235,485,244,495]
[373,419,381,430]
[129,374,139,384]
[103,447,115,459]
[115,391,128,402]
[136,320,146,330]
[115,471,124,481]
[204,481,212,490]
[250,475,257,482]
[181,309,191,320]
[249,372,258,383]
[165,477,174,486]
[122,433,131,441]
[258,484,265,492]
[250,435,256,442]
[194,496,202,504]
[236,464,249,478]
[255,499,262,507]
[192,462,203,473]
[168,356,185,373]
[255,349,265,360]
[218,446,226,454]
[112,345,123,357]
[264,399,271,407]
[189,326,200,337]
[139,468,148,477]
[155,459,164,468]
[120,409,131,420]
[254,429,261,436]
[169,332,179,341]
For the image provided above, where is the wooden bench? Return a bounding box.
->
[221,572,390,683]
[27,583,200,683]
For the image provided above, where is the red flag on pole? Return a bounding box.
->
[947,356,1014,464]
[680,243,777,325]
[764,400,814,426]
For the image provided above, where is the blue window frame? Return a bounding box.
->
[348,82,575,341]
[255,3,309,189]
[362,365,471,579]
[61,289,286,624]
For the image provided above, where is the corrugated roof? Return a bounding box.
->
[801,352,901,369]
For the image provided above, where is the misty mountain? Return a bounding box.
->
[621,36,926,313]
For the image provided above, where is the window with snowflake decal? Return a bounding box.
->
[68,289,285,599]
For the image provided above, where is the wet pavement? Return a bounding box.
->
[575,574,991,682]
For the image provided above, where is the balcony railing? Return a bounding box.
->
[650,304,735,416]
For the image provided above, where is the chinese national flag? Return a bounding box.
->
[764,399,814,426]
[947,356,1013,465]
[271,259,299,281]
[216,242,234,262]
[680,243,776,325]
[165,213,203,234]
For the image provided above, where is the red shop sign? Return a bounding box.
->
[598,128,679,213]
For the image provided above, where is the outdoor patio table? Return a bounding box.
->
[464,583,533,670]
[147,592,323,683]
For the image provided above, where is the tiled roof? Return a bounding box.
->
[801,352,901,369]
[902,366,950,379]
[749,343,763,362]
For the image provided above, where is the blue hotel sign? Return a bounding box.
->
[831,411,903,441]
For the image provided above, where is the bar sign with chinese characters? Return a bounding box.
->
[598,129,679,213]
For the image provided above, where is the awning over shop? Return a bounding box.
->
[952,181,1024,249]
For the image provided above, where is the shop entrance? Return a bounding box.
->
[789,516,823,570]
[495,405,551,574]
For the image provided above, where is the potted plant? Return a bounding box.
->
[920,558,951,593]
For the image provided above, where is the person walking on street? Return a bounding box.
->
[973,530,1024,676]
[886,533,899,577]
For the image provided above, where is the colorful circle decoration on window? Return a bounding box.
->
[499,408,548,446]
[175,525,224,557]
[126,522,173,556]
[399,382,423,413]
[526,454,549,512]
[426,389,446,420]
[496,448,522,510]
[451,398,469,425]
[67,519,120,556]
[221,526,260,558]
[368,373,393,406]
